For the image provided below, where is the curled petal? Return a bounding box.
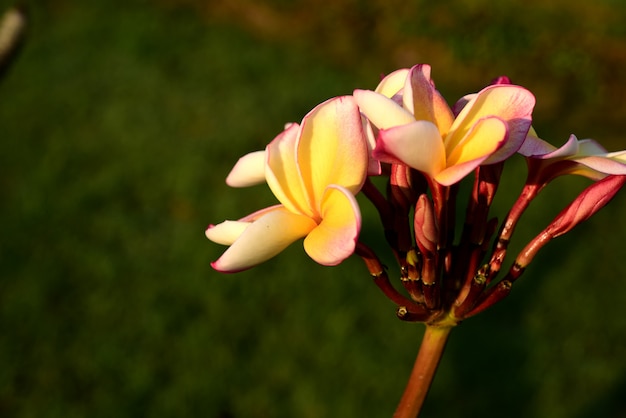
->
[518,133,557,157]
[226,150,266,187]
[353,89,415,129]
[519,134,625,179]
[211,207,317,273]
[205,204,285,245]
[452,76,513,116]
[403,64,454,136]
[206,221,250,246]
[373,121,446,178]
[303,185,361,266]
[541,135,579,159]
[451,93,477,117]
[362,116,382,175]
[266,122,312,216]
[375,68,409,98]
[448,85,535,162]
[525,134,580,159]
[519,134,607,160]
[297,96,368,207]
[435,159,493,186]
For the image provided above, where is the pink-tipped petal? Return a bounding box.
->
[211,207,317,273]
[530,134,580,160]
[375,68,410,98]
[265,122,313,217]
[226,150,267,187]
[237,204,285,222]
[353,89,415,129]
[303,185,361,266]
[435,158,492,186]
[451,93,477,117]
[448,84,535,162]
[374,121,446,178]
[518,133,557,157]
[403,64,454,136]
[297,96,368,208]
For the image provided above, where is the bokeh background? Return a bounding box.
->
[1,0,626,417]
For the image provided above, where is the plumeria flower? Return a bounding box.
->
[206,96,368,272]
[354,64,536,186]
[519,133,626,182]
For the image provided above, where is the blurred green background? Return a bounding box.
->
[1,0,626,417]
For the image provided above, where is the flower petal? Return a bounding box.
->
[375,68,409,98]
[205,204,285,245]
[362,117,382,175]
[297,96,368,208]
[527,134,580,159]
[577,139,608,156]
[435,159,492,186]
[303,185,361,266]
[373,121,446,178]
[353,89,415,129]
[574,155,626,175]
[206,221,251,245]
[517,132,557,157]
[265,122,313,216]
[226,150,267,187]
[403,64,454,136]
[447,85,535,162]
[446,116,507,167]
[211,207,317,273]
[605,150,626,162]
[451,93,477,117]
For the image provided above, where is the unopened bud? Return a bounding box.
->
[518,175,626,268]
[414,194,438,255]
[547,175,625,239]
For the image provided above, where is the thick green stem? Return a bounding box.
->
[393,325,452,418]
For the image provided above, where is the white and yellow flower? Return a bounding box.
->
[206,96,368,272]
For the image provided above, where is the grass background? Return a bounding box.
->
[1,0,626,416]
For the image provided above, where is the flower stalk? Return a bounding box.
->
[393,325,453,418]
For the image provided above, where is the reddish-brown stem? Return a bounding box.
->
[464,280,512,318]
[393,325,453,418]
[453,273,487,318]
[487,182,542,280]
[356,243,427,315]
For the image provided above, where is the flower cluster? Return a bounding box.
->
[207,64,626,324]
